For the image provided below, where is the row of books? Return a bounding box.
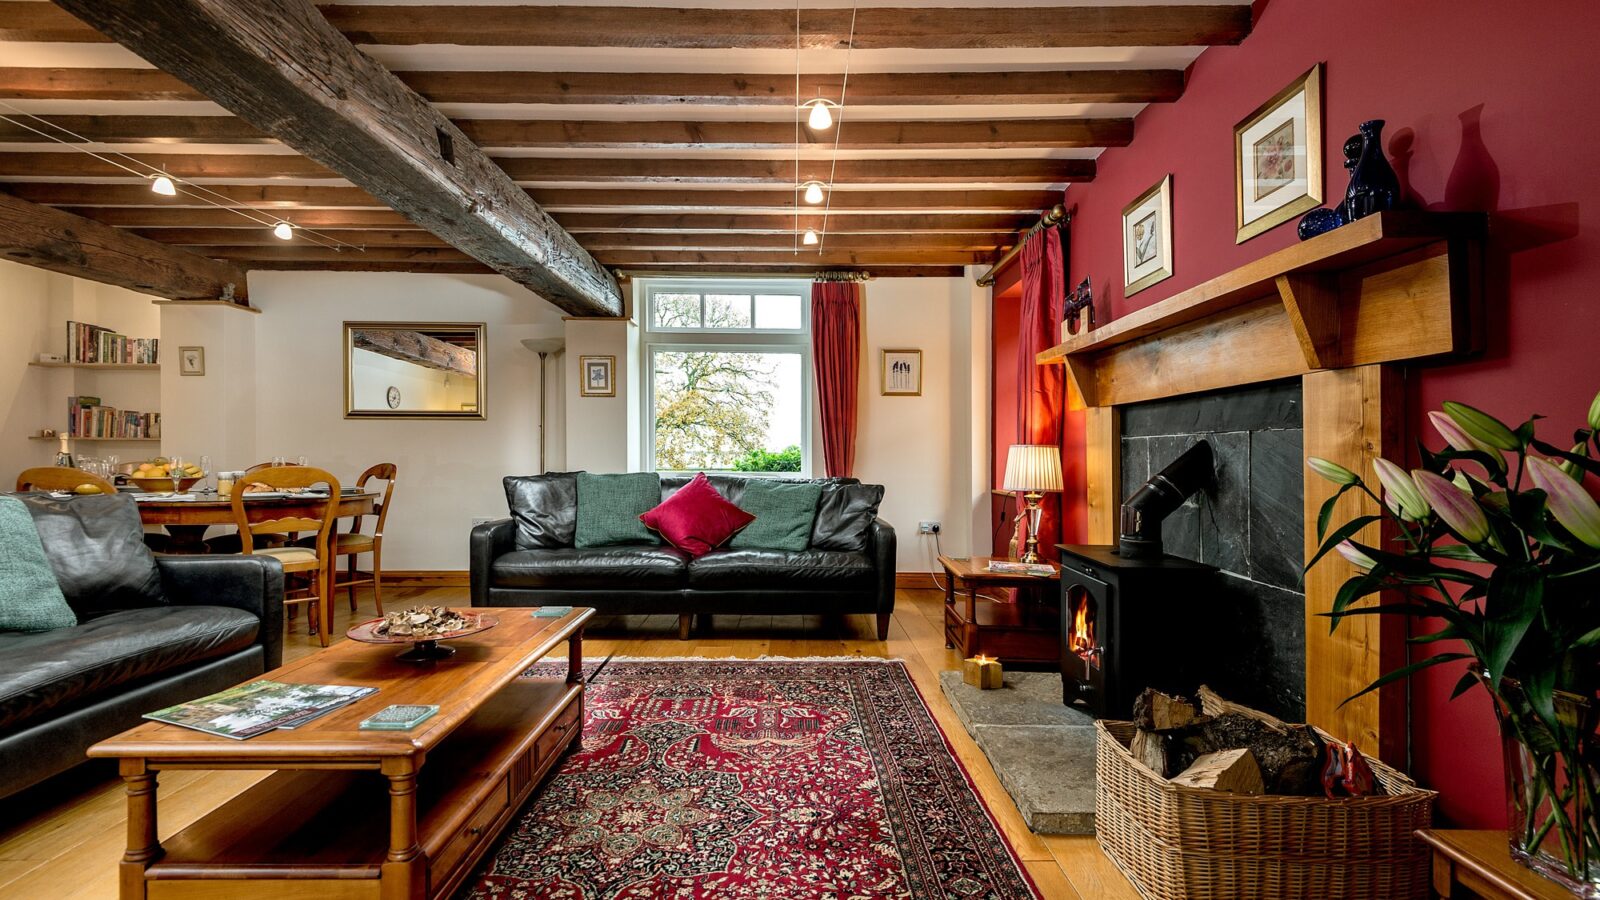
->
[67,396,161,439]
[66,320,159,365]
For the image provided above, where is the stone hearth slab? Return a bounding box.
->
[939,670,1097,834]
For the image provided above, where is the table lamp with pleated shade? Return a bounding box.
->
[1003,444,1063,563]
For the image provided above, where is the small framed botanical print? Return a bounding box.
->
[881,349,922,396]
[1234,64,1324,242]
[1122,174,1173,296]
[579,355,615,397]
[178,346,205,376]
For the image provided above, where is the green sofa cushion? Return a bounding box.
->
[0,496,76,632]
[575,472,663,548]
[730,480,823,552]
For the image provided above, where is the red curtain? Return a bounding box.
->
[812,280,862,477]
[1016,226,1066,551]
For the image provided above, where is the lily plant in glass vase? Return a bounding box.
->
[1307,393,1600,897]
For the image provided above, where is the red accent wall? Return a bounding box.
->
[994,0,1600,825]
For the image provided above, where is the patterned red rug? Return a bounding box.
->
[459,658,1043,899]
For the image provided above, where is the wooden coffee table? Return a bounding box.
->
[90,607,594,900]
[940,555,1061,664]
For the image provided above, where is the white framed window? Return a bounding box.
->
[639,278,811,475]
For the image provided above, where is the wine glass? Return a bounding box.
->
[168,456,185,494]
[198,455,212,493]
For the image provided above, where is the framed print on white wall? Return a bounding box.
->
[178,346,205,376]
[1121,174,1173,297]
[1234,63,1323,242]
[579,355,616,397]
[880,349,922,396]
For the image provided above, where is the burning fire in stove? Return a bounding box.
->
[1068,600,1096,660]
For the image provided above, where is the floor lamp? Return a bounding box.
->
[1003,444,1063,563]
[521,338,565,474]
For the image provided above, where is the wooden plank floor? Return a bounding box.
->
[0,586,1141,900]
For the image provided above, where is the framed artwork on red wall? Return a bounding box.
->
[1121,174,1173,296]
[1234,64,1324,242]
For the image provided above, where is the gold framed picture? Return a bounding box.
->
[343,322,486,420]
[1234,64,1324,243]
[178,346,205,376]
[580,355,616,397]
[881,349,922,396]
[1122,174,1173,297]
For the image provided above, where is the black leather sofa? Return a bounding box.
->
[0,495,284,799]
[471,474,896,640]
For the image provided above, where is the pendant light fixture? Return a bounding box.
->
[801,99,838,131]
[803,228,820,245]
[801,181,826,205]
[149,173,177,196]
[272,221,295,240]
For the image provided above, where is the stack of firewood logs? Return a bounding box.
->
[1128,686,1377,798]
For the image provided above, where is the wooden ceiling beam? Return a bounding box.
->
[5,181,1060,211]
[352,327,476,376]
[75,207,1032,233]
[143,227,1010,251]
[4,3,1251,48]
[50,0,621,317]
[0,152,1093,185]
[194,245,986,266]
[325,4,1253,49]
[239,259,966,279]
[0,190,248,301]
[0,66,1184,106]
[0,115,1132,150]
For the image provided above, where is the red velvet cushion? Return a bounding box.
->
[639,473,755,558]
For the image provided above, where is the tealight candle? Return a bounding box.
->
[962,654,1003,689]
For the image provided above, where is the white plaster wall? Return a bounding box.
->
[854,276,989,573]
[248,271,563,570]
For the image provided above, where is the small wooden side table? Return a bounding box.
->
[1417,829,1574,899]
[939,555,1061,664]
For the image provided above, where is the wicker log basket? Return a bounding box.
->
[1094,692,1437,899]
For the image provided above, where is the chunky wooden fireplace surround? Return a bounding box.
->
[1038,211,1486,765]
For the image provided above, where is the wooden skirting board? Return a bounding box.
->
[1036,211,1486,767]
[896,572,941,591]
[386,570,470,587]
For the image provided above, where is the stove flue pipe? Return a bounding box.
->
[1118,441,1214,559]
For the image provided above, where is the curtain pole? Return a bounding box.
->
[974,203,1071,287]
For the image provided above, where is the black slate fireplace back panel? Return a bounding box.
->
[1119,379,1307,720]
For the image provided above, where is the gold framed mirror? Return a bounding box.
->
[344,322,486,419]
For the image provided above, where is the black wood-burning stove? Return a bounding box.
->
[1059,441,1220,717]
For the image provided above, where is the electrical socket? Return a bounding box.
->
[918,521,941,535]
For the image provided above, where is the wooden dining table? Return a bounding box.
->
[132,489,376,553]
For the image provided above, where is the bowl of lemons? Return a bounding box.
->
[128,459,204,492]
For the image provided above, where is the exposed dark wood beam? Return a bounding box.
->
[5,182,1061,211]
[239,259,965,279]
[143,227,1010,251]
[352,327,476,376]
[323,4,1253,49]
[195,245,987,266]
[3,3,1252,48]
[77,207,1033,233]
[0,152,1092,185]
[0,190,248,301]
[0,115,1133,150]
[0,66,1186,106]
[50,0,620,317]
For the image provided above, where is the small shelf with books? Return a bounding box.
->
[30,361,159,371]
[30,436,160,442]
[63,320,159,366]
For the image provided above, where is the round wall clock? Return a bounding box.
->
[386,386,401,409]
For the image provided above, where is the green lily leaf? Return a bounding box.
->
[1430,544,1489,564]
[1315,481,1357,543]
[1342,652,1472,706]
[1306,515,1381,574]
[1450,669,1481,700]
[1481,565,1545,690]
[1533,439,1600,478]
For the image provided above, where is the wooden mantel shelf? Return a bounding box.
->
[1037,211,1486,408]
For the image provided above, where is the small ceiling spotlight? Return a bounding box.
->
[803,228,820,246]
[801,181,826,205]
[801,98,839,131]
[149,174,176,196]
[272,221,295,240]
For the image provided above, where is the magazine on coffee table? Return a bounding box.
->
[144,680,377,740]
[985,560,1057,577]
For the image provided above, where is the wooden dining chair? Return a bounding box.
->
[15,466,117,494]
[229,465,342,647]
[315,463,396,615]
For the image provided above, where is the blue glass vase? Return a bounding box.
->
[1343,119,1400,221]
